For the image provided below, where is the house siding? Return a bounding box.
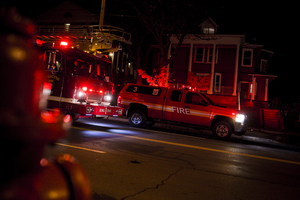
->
[151,30,276,107]
[215,46,236,90]
[172,46,190,83]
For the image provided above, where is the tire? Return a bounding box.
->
[212,121,232,140]
[128,110,146,127]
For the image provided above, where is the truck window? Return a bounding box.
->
[66,52,96,78]
[43,51,62,73]
[126,85,161,96]
[185,92,204,105]
[96,59,111,81]
[170,90,182,102]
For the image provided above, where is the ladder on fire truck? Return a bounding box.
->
[35,0,131,52]
[35,24,131,52]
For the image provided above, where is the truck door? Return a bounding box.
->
[163,89,185,122]
[181,92,213,126]
[43,51,64,108]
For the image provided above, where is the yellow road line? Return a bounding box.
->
[71,126,300,165]
[56,142,106,154]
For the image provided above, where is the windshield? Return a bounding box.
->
[66,51,111,82]
[66,52,96,78]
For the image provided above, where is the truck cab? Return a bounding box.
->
[118,84,247,139]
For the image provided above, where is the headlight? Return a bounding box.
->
[235,114,245,123]
[104,95,112,101]
[78,91,85,97]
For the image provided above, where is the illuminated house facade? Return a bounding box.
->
[152,18,276,107]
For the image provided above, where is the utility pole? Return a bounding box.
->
[99,0,106,30]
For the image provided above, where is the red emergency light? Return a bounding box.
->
[60,41,68,46]
[82,86,88,91]
[81,86,103,94]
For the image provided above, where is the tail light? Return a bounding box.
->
[117,96,121,104]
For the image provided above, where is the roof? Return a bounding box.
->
[199,17,219,29]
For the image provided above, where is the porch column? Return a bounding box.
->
[251,75,256,102]
[188,43,193,72]
[208,44,216,94]
[264,78,269,101]
[165,44,172,86]
[232,45,240,96]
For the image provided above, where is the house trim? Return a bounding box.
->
[241,48,253,67]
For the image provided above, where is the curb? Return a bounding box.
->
[107,116,300,146]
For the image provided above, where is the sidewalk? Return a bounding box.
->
[107,116,300,147]
[246,126,300,146]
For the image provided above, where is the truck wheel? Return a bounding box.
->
[212,121,232,140]
[128,110,146,127]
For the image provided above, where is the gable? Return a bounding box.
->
[199,17,219,34]
[34,1,99,24]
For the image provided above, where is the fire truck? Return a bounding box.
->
[37,41,123,120]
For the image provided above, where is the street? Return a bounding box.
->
[44,118,300,200]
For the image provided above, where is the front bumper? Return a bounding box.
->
[234,121,247,135]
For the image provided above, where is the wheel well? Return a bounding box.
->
[210,116,234,131]
[127,103,148,117]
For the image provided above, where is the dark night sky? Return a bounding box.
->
[7,1,289,54]
[3,1,298,102]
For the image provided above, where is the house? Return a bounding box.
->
[152,18,276,108]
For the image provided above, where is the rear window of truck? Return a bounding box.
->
[126,85,161,96]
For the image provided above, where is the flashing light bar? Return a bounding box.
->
[60,41,68,46]
[82,86,88,91]
[81,86,103,94]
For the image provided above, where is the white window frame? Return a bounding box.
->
[241,48,253,67]
[214,73,221,92]
[194,47,218,64]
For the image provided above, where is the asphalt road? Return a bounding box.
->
[44,118,300,200]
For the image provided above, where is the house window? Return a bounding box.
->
[207,47,213,63]
[203,28,215,34]
[214,73,221,92]
[195,48,204,62]
[242,48,253,67]
[260,59,268,73]
[170,90,182,102]
[194,47,218,63]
